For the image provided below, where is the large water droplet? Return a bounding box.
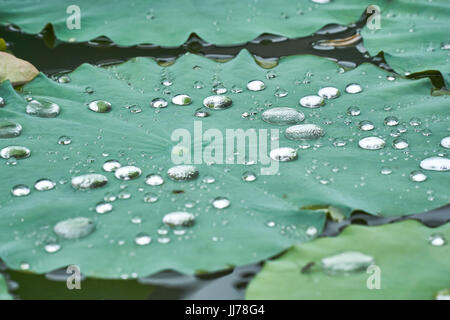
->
[203,95,232,110]
[299,95,325,108]
[11,184,30,197]
[151,98,168,108]
[318,87,340,99]
[135,233,152,246]
[26,99,60,117]
[145,174,164,186]
[54,217,95,239]
[0,146,30,159]
[167,165,199,181]
[419,157,450,171]
[345,83,363,94]
[269,147,298,161]
[162,211,195,227]
[0,121,22,138]
[285,124,324,140]
[321,251,374,274]
[247,80,265,91]
[88,100,111,113]
[261,107,305,125]
[114,166,142,180]
[358,137,385,150]
[441,136,450,149]
[71,174,108,190]
[212,197,231,209]
[34,179,56,191]
[409,170,427,182]
[171,94,192,106]
[102,160,121,172]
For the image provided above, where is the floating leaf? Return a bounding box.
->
[246,220,450,299]
[0,51,448,278]
[0,52,39,86]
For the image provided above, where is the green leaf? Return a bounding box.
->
[0,51,448,278]
[0,52,39,86]
[0,274,12,300]
[246,220,450,299]
[362,0,450,87]
[0,0,387,46]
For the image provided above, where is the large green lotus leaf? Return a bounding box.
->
[362,0,450,85]
[246,220,450,299]
[0,0,387,46]
[0,274,12,300]
[0,51,448,278]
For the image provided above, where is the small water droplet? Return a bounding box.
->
[167,165,198,181]
[71,174,108,190]
[358,120,374,131]
[392,138,408,150]
[34,179,56,191]
[358,137,385,150]
[162,211,195,227]
[0,146,30,159]
[135,233,152,246]
[409,170,427,182]
[203,95,232,110]
[247,80,265,91]
[274,88,288,98]
[44,243,61,253]
[299,95,325,108]
[171,94,192,106]
[261,107,304,125]
[11,184,30,197]
[151,98,168,108]
[409,117,421,126]
[88,100,111,113]
[0,121,22,138]
[420,157,450,171]
[212,196,230,209]
[202,176,215,184]
[26,99,60,117]
[212,84,227,94]
[440,136,450,149]
[384,116,399,126]
[269,147,298,161]
[194,109,210,117]
[242,171,257,182]
[114,166,142,180]
[346,106,360,116]
[318,87,340,99]
[380,166,392,175]
[143,192,158,203]
[345,83,362,94]
[102,160,121,172]
[145,174,164,186]
[54,217,95,239]
[429,233,446,246]
[57,75,71,83]
[285,124,324,140]
[321,251,374,274]
[57,136,72,145]
[96,202,113,214]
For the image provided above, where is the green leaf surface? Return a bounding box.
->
[0,51,448,278]
[246,220,450,299]
[362,0,450,86]
[0,274,12,300]
[0,0,386,46]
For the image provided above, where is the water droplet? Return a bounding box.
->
[203,95,232,110]
[285,124,324,140]
[202,176,215,184]
[26,99,60,117]
[410,170,427,182]
[167,165,199,181]
[171,94,192,106]
[0,97,5,107]
[380,166,392,175]
[11,184,30,197]
[384,116,399,126]
[145,174,164,186]
[269,147,298,161]
[429,233,446,246]
[312,0,331,4]
[88,100,111,113]
[20,263,30,270]
[345,83,363,94]
[114,166,142,180]
[57,75,71,83]
[34,179,56,191]
[212,84,227,94]
[151,98,168,108]
[85,86,94,94]
[261,107,304,125]
[306,226,318,236]
[299,95,325,108]
[333,137,346,147]
[266,71,277,79]
[71,174,108,190]
[274,88,288,98]
[143,192,158,203]
[435,289,450,300]
[194,81,204,89]
[96,202,113,214]
[57,136,72,145]
[54,217,95,239]
[44,243,61,253]
[247,80,265,91]
[242,171,257,182]
[392,138,408,150]
[409,117,421,126]
[358,137,385,150]
[386,75,396,81]
[102,160,121,172]
[162,211,195,227]
[135,233,152,246]
[0,121,22,138]
[231,85,243,93]
[212,197,230,209]
[346,106,360,116]
[321,251,374,274]
[0,146,30,159]
[318,87,340,99]
[358,120,374,131]
[194,109,210,117]
[420,157,450,171]
[440,136,450,149]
